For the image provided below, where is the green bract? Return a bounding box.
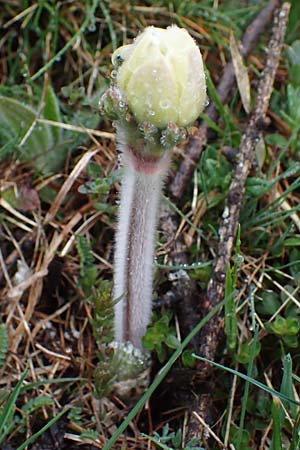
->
[112,25,207,129]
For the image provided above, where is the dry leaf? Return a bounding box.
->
[230,32,251,113]
[255,135,266,169]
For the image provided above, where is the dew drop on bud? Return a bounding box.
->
[111,69,118,79]
[159,99,170,110]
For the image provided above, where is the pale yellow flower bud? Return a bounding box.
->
[112,25,207,129]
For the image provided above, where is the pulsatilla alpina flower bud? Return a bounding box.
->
[112,25,206,129]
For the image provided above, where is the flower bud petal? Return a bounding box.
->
[125,59,179,127]
[113,25,206,129]
[177,48,207,126]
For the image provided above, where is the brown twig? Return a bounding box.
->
[185,4,290,442]
[182,3,291,443]
[197,0,290,374]
[170,0,281,201]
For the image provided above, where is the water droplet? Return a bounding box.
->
[159,99,170,109]
[88,22,96,32]
[111,69,118,79]
[204,97,210,107]
[149,110,155,116]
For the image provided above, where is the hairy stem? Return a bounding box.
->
[114,141,170,348]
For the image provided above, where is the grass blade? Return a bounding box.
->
[270,399,283,450]
[236,326,259,449]
[281,353,297,419]
[192,355,300,407]
[0,369,28,443]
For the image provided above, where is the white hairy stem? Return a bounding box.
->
[114,142,170,348]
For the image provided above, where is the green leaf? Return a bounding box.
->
[80,429,99,440]
[0,324,8,367]
[282,335,299,348]
[265,133,288,147]
[270,399,283,450]
[287,40,300,86]
[235,340,261,365]
[0,369,28,443]
[76,235,98,295]
[156,342,167,364]
[165,335,180,349]
[224,264,237,352]
[245,177,272,197]
[268,316,300,338]
[237,327,259,449]
[256,290,280,316]
[43,85,62,144]
[289,248,300,282]
[21,396,54,416]
[0,96,65,174]
[281,354,297,419]
[287,85,300,120]
[181,350,196,368]
[230,423,250,449]
[172,428,182,447]
[284,236,300,246]
[290,411,300,450]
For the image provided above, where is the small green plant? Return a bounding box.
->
[78,161,119,215]
[142,312,179,363]
[142,312,196,368]
[88,280,117,397]
[267,315,300,348]
[76,234,98,296]
[89,280,114,347]
[68,406,83,426]
[142,424,204,450]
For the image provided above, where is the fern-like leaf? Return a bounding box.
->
[76,234,98,295]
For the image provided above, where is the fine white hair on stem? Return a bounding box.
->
[114,129,170,348]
